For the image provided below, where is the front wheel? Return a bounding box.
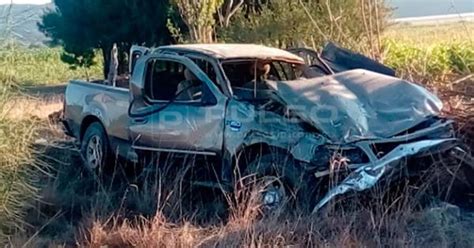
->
[80,122,111,172]
[241,153,304,215]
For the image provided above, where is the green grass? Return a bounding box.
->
[383,39,473,82]
[0,47,103,86]
[383,22,474,82]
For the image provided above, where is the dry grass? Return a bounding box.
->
[59,159,474,248]
[1,72,473,248]
[6,134,472,247]
[2,95,63,121]
[0,88,48,245]
[385,22,474,46]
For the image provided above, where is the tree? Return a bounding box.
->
[171,0,225,43]
[218,0,245,28]
[218,0,390,56]
[39,0,174,77]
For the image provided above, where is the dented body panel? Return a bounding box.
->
[223,98,327,163]
[267,69,443,143]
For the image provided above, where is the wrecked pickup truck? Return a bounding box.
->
[62,43,459,212]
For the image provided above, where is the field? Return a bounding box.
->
[0,47,102,86]
[0,22,473,247]
[385,22,474,45]
[384,22,474,83]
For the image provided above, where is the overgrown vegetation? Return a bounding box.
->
[384,40,473,83]
[383,22,473,83]
[219,0,389,55]
[0,47,102,86]
[1,31,470,87]
[385,22,474,46]
[0,86,45,245]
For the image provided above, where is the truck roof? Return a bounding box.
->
[158,44,305,63]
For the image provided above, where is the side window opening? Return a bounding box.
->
[190,58,220,88]
[145,59,203,102]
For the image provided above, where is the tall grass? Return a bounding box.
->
[383,22,473,84]
[0,86,46,245]
[77,157,474,247]
[385,23,474,46]
[0,47,103,86]
[383,40,474,83]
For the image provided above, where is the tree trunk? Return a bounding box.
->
[107,43,118,86]
[101,43,112,79]
[117,43,131,76]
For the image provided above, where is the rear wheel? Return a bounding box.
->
[80,122,111,173]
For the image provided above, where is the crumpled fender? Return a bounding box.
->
[223,99,326,163]
[312,138,458,213]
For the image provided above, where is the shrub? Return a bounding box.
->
[218,0,389,54]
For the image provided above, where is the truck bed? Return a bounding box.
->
[88,77,130,89]
[63,80,130,153]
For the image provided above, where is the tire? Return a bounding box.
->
[241,153,304,214]
[80,122,112,173]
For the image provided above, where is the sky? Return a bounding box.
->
[0,0,50,4]
[0,0,472,17]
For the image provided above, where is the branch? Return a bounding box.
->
[298,0,329,41]
[220,0,244,27]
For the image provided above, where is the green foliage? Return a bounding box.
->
[218,0,389,52]
[383,39,474,81]
[0,47,103,86]
[60,49,96,70]
[40,0,174,76]
[171,0,224,42]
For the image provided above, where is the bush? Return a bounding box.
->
[218,0,389,54]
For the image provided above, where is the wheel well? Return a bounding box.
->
[234,143,290,171]
[80,116,103,142]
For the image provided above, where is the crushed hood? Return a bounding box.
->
[267,69,443,143]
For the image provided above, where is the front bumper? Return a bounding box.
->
[312,138,459,213]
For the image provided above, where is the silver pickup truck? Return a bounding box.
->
[62,43,459,211]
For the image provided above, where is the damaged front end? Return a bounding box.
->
[257,68,461,211]
[224,67,459,212]
[311,119,458,213]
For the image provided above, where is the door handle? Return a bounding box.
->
[132,117,148,124]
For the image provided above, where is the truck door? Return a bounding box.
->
[128,54,226,156]
[129,45,150,75]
